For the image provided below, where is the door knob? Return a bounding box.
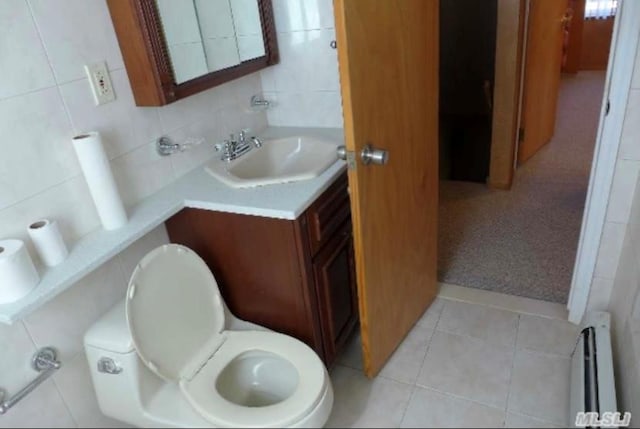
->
[361,144,389,165]
[337,145,347,160]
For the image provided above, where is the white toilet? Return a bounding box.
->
[84,244,333,428]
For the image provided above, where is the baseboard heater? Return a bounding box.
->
[570,312,619,428]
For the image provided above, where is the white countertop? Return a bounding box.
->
[0,127,346,324]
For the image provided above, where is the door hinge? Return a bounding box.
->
[518,127,525,142]
[606,100,611,115]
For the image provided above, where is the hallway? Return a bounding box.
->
[438,71,606,303]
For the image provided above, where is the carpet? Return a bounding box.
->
[438,71,606,303]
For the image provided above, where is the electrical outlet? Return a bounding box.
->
[84,61,116,105]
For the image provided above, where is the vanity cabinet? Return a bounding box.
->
[165,173,358,367]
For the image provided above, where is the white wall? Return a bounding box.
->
[607,172,640,420]
[260,0,343,128]
[0,0,266,426]
[586,40,640,311]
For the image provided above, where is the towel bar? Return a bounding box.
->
[0,347,61,415]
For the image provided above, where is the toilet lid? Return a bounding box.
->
[125,244,226,382]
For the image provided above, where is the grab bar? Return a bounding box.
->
[0,347,61,415]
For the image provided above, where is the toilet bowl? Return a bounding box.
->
[84,244,333,428]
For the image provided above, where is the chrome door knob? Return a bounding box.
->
[361,144,389,165]
[337,145,348,160]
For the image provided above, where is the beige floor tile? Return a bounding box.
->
[437,300,520,348]
[505,412,563,428]
[517,315,581,356]
[400,386,505,428]
[417,331,514,409]
[337,330,364,370]
[326,365,414,428]
[508,350,570,426]
[417,297,446,330]
[380,324,434,384]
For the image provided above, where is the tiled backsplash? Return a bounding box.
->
[260,0,344,128]
[0,0,266,426]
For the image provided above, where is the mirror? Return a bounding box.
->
[106,0,277,106]
[156,0,266,84]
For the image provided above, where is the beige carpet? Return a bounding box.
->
[438,71,606,303]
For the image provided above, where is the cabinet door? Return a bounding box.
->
[313,221,358,367]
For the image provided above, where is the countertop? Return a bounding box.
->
[0,127,346,324]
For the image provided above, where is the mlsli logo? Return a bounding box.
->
[575,411,632,428]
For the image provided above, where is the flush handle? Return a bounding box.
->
[361,144,389,166]
[97,357,122,375]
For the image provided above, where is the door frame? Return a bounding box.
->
[568,0,640,323]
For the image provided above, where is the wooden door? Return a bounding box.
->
[334,0,439,377]
[518,0,569,164]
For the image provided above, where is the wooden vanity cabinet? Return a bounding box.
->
[165,174,358,367]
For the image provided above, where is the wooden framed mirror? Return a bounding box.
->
[106,0,278,106]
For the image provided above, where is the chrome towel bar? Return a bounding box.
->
[0,347,61,415]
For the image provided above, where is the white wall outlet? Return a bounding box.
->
[84,61,116,105]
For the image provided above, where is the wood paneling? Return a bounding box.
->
[580,18,614,71]
[489,0,526,190]
[518,0,567,164]
[563,0,586,73]
[306,174,350,255]
[335,0,439,377]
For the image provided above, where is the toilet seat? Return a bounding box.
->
[125,244,328,428]
[181,330,327,428]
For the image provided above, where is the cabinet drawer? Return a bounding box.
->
[306,173,350,255]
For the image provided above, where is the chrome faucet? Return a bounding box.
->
[214,129,263,162]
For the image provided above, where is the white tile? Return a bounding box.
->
[203,37,241,73]
[0,322,38,394]
[28,0,125,84]
[608,234,640,341]
[0,87,77,211]
[109,141,175,208]
[437,300,519,348]
[400,387,505,428]
[155,0,202,45]
[0,176,100,249]
[505,412,562,428]
[266,90,343,128]
[117,225,170,282]
[271,29,339,93]
[337,330,364,370]
[508,350,570,426]
[53,354,128,428]
[416,297,445,330]
[0,379,76,428]
[272,0,335,32]
[619,90,640,161]
[594,221,627,280]
[605,159,640,223]
[59,69,162,160]
[326,365,413,428]
[238,34,267,62]
[379,324,434,385]
[417,331,514,409]
[587,276,615,312]
[195,0,236,39]
[516,315,581,357]
[0,0,55,99]
[23,258,127,362]
[166,119,220,179]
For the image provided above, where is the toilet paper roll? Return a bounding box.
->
[0,240,40,304]
[72,132,127,230]
[28,219,69,267]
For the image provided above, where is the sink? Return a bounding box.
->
[205,136,339,188]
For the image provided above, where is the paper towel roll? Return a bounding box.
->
[28,219,69,267]
[72,132,127,230]
[0,240,40,304]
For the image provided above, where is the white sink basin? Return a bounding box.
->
[204,135,339,188]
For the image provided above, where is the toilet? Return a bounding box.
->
[84,244,333,428]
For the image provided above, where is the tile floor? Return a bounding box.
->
[326,289,581,428]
